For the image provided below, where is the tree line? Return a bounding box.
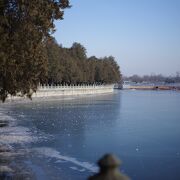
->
[123,73,180,83]
[0,0,121,102]
[45,38,121,85]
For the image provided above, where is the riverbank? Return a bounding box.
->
[7,84,114,102]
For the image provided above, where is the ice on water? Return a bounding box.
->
[33,147,98,173]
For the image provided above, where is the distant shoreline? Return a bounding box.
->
[123,85,180,91]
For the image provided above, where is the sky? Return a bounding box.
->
[54,0,180,76]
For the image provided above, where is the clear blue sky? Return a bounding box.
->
[54,0,180,76]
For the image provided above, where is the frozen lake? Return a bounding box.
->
[0,90,180,179]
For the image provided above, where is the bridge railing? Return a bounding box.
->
[38,84,115,91]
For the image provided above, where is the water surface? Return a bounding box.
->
[0,90,180,180]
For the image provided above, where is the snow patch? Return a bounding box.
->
[33,147,98,173]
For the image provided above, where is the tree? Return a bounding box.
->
[0,0,70,101]
[70,43,87,82]
[45,40,122,85]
